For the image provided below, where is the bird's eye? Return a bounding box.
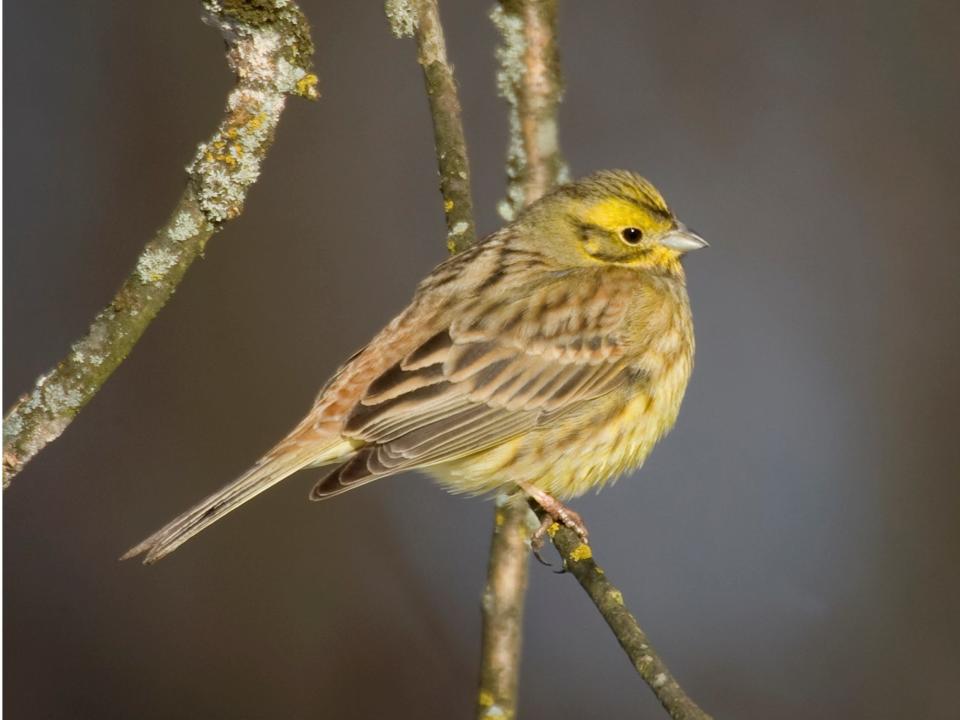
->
[621,227,643,244]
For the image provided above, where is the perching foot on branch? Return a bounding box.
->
[518,481,589,551]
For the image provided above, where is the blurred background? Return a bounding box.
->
[5,2,960,718]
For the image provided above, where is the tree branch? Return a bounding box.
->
[545,519,714,720]
[386,0,476,252]
[492,0,567,221]
[477,495,539,720]
[2,0,318,486]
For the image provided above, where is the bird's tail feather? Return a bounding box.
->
[122,439,350,564]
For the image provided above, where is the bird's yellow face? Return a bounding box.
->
[523,170,707,274]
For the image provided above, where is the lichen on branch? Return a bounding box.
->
[190,0,318,223]
[385,0,418,39]
[491,0,568,220]
[3,0,318,486]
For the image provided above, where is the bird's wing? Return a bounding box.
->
[312,274,642,497]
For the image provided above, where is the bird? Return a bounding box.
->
[123,170,706,564]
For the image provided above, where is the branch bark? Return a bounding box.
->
[2,0,318,486]
[546,519,714,720]
[491,0,566,221]
[386,0,476,252]
[477,495,539,720]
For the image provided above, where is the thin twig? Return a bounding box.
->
[546,519,714,720]
[385,0,476,251]
[2,1,318,486]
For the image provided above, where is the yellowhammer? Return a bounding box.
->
[124,170,706,563]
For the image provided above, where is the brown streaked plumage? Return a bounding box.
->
[124,170,706,563]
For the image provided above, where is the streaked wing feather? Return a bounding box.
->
[320,281,636,492]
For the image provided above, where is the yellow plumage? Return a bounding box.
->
[125,170,705,563]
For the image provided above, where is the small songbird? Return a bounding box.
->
[124,170,706,563]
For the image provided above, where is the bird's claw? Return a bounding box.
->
[524,489,588,572]
[531,514,556,566]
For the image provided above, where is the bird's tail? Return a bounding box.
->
[122,437,353,564]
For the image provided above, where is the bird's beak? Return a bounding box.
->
[660,223,708,253]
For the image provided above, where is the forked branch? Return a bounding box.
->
[3,0,318,486]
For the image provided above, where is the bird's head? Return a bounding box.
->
[520,170,707,274]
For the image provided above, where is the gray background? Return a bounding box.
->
[5,2,959,718]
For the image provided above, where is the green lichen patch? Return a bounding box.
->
[385,0,417,38]
[490,4,526,221]
[136,247,180,283]
[491,1,566,218]
[189,91,283,223]
[167,210,201,242]
[211,0,316,81]
[189,2,318,225]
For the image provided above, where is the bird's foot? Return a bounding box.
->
[517,482,589,559]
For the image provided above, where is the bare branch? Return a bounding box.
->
[546,519,714,720]
[3,0,318,486]
[386,0,476,252]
